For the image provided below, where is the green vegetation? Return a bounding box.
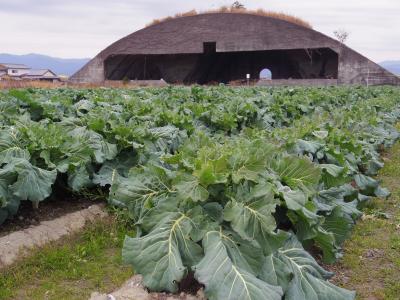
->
[1,86,400,300]
[0,215,134,300]
[335,141,400,299]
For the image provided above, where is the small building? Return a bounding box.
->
[21,69,60,82]
[0,64,59,81]
[0,63,30,78]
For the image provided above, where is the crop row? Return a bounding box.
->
[0,86,399,299]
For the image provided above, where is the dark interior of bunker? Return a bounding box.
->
[104,44,339,84]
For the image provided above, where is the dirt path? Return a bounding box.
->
[0,204,107,268]
[0,215,134,299]
[0,197,99,238]
[89,275,206,300]
[329,142,400,299]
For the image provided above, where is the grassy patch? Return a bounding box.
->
[332,142,400,300]
[0,212,135,300]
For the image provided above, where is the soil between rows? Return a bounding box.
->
[0,196,100,238]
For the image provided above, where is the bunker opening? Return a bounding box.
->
[260,68,272,80]
[104,47,338,84]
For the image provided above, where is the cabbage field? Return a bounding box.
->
[1,86,400,299]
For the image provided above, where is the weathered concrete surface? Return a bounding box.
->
[119,79,168,87]
[71,56,105,83]
[0,204,107,269]
[256,78,338,87]
[89,275,206,300]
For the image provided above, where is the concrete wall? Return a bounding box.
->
[7,68,30,77]
[256,79,338,87]
[70,57,104,83]
[338,46,400,85]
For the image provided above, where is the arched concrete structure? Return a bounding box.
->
[70,13,399,86]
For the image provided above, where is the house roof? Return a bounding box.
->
[24,69,55,76]
[0,63,30,69]
[21,69,59,78]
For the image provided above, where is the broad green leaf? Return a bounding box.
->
[193,158,228,187]
[0,129,30,165]
[53,130,94,173]
[68,165,92,191]
[354,174,390,197]
[229,139,274,183]
[374,186,390,198]
[109,167,173,223]
[145,125,188,156]
[312,130,329,139]
[174,173,209,202]
[203,202,223,223]
[315,185,361,219]
[93,151,137,187]
[261,235,355,300]
[0,147,30,165]
[280,187,307,211]
[74,99,95,115]
[366,158,384,176]
[192,144,229,186]
[293,139,323,155]
[319,164,348,188]
[287,202,340,263]
[272,156,321,195]
[9,159,57,202]
[224,182,288,253]
[313,227,339,264]
[123,212,203,292]
[70,127,118,164]
[322,206,354,245]
[0,166,19,223]
[194,231,283,300]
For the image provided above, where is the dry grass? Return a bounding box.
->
[147,7,312,29]
[0,80,168,90]
[0,218,134,300]
[327,141,400,299]
[0,80,64,89]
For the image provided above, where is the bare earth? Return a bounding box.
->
[89,275,206,300]
[0,204,107,268]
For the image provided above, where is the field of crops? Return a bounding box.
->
[1,86,400,300]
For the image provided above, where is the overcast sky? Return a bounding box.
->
[0,0,399,62]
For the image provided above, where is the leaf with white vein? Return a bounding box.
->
[194,230,283,300]
[224,182,288,254]
[122,212,202,292]
[261,235,355,300]
[9,158,57,202]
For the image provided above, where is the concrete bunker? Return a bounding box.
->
[104,47,338,84]
[71,12,399,86]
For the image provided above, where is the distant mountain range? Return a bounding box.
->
[0,53,90,76]
[0,53,398,77]
[380,61,400,75]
